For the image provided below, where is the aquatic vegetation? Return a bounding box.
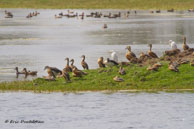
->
[0,62,193,92]
[0,0,194,10]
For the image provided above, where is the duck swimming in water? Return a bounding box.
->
[22,68,37,76]
[148,44,158,58]
[15,67,25,77]
[97,57,106,68]
[81,55,89,70]
[64,57,72,72]
[125,45,137,62]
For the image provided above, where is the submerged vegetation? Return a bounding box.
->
[0,0,194,10]
[0,62,194,93]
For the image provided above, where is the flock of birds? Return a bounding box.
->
[4,8,194,19]
[15,36,194,82]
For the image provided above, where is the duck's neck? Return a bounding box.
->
[71,60,74,66]
[183,37,186,44]
[82,57,85,62]
[149,46,152,51]
[66,59,69,66]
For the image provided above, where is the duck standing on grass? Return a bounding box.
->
[148,44,158,58]
[62,68,71,82]
[125,45,137,62]
[70,59,78,70]
[81,55,89,70]
[64,57,72,72]
[97,57,106,68]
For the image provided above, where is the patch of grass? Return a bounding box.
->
[0,62,193,92]
[0,0,194,10]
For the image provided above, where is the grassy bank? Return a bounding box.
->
[0,62,194,93]
[0,0,194,10]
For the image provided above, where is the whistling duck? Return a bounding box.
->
[150,11,154,13]
[64,57,72,72]
[72,67,83,77]
[4,10,13,18]
[97,57,106,68]
[81,55,89,70]
[148,44,158,58]
[110,50,118,62]
[103,24,108,29]
[55,15,62,18]
[183,36,189,50]
[22,68,37,76]
[168,61,179,72]
[156,9,161,13]
[188,9,194,12]
[138,52,150,62]
[113,76,124,82]
[147,62,162,71]
[104,58,119,67]
[70,59,78,70]
[167,8,174,12]
[15,67,25,76]
[119,66,126,75]
[44,66,62,78]
[62,68,71,82]
[126,45,137,61]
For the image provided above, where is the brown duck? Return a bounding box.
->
[64,57,72,72]
[97,57,106,68]
[148,44,158,58]
[22,68,37,76]
[125,45,137,61]
[81,55,89,70]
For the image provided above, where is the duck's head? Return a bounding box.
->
[70,59,74,62]
[15,67,18,70]
[81,55,85,58]
[125,46,131,51]
[65,57,69,61]
[44,66,49,70]
[148,44,152,48]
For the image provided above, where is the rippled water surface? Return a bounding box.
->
[0,9,194,81]
[0,92,194,129]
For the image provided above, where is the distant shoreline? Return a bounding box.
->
[0,0,194,10]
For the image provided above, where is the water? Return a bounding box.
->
[0,9,194,81]
[0,92,193,129]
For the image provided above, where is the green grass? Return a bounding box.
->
[0,0,194,10]
[0,62,194,93]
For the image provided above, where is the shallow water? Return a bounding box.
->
[0,92,194,129]
[0,9,194,81]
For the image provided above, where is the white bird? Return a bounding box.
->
[109,50,118,62]
[169,40,177,50]
[104,58,119,67]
